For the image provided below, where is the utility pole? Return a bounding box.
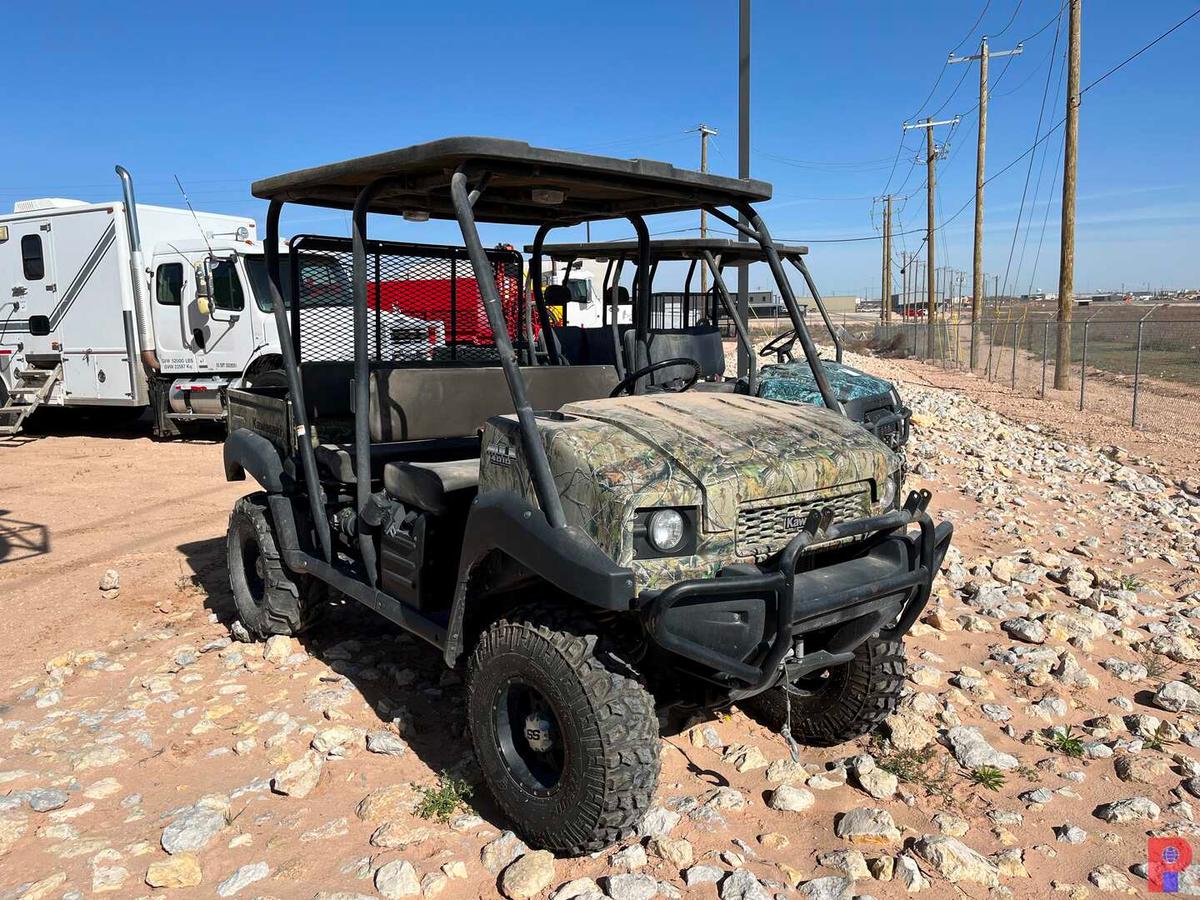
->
[950,36,1023,369]
[1055,0,1081,390]
[880,195,894,324]
[694,124,718,296]
[737,0,751,377]
[903,116,959,347]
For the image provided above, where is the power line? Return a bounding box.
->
[1082,6,1200,93]
[991,0,1025,38]
[903,4,1198,265]
[998,5,1064,300]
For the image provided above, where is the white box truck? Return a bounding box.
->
[0,167,440,437]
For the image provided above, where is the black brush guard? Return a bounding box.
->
[643,489,952,694]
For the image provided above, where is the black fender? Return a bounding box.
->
[443,491,636,666]
[223,428,290,493]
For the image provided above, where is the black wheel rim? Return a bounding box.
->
[494,678,566,796]
[783,664,848,705]
[240,536,267,608]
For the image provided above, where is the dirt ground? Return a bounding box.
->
[0,373,1196,898]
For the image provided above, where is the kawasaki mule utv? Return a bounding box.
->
[533,237,911,453]
[222,138,952,853]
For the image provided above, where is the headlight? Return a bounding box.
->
[647,509,686,552]
[877,473,898,510]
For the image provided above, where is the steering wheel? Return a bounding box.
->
[759,329,797,363]
[609,358,701,397]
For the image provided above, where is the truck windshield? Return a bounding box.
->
[244,256,352,312]
[566,278,590,304]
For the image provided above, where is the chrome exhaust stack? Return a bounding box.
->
[115,165,159,372]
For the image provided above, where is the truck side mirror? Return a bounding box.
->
[195,259,214,316]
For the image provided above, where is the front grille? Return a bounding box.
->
[736,485,871,558]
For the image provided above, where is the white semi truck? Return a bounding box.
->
[0,167,436,437]
[540,256,632,329]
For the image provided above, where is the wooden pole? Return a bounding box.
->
[1055,0,1081,390]
[881,195,892,324]
[926,119,936,347]
[970,38,989,368]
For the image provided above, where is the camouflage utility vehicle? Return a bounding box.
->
[535,238,911,453]
[222,138,952,853]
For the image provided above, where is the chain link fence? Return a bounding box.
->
[876,305,1200,432]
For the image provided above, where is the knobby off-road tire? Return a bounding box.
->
[227,492,322,639]
[745,635,906,747]
[467,609,660,855]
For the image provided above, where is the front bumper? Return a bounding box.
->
[641,489,952,693]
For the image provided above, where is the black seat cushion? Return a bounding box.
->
[622,326,726,385]
[383,458,480,513]
[549,325,625,367]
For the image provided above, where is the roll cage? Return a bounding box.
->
[531,237,846,383]
[251,138,845,582]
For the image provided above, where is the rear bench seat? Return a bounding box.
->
[369,364,617,512]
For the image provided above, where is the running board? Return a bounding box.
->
[0,365,62,437]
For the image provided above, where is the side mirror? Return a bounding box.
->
[194,259,214,313]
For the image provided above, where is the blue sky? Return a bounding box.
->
[3,1,1197,296]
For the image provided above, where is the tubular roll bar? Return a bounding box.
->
[528,223,563,365]
[451,170,568,528]
[788,255,844,364]
[699,250,756,394]
[609,258,626,380]
[263,200,332,562]
[703,204,844,414]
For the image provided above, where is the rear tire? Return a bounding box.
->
[467,608,660,854]
[744,636,906,746]
[246,368,288,390]
[227,492,322,638]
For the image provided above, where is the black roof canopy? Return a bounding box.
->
[531,237,810,263]
[252,137,773,226]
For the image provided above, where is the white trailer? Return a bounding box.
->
[0,167,436,437]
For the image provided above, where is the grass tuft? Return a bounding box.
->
[970,765,1006,791]
[415,772,473,823]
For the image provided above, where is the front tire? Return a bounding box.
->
[467,610,660,854]
[226,493,322,639]
[744,636,906,746]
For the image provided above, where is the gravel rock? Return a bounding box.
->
[913,835,1000,887]
[767,784,815,813]
[161,805,227,854]
[216,861,268,897]
[501,851,556,900]
[1094,796,1161,823]
[366,731,409,756]
[375,859,421,898]
[26,788,69,812]
[683,865,724,887]
[835,807,901,845]
[271,751,323,798]
[797,876,853,900]
[719,868,770,900]
[603,873,659,900]
[482,831,530,875]
[145,854,203,888]
[1154,681,1200,713]
[945,725,1019,770]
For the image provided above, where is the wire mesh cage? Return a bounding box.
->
[286,236,525,365]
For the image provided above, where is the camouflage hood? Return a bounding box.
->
[757,360,897,407]
[558,393,895,531]
[479,392,899,588]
